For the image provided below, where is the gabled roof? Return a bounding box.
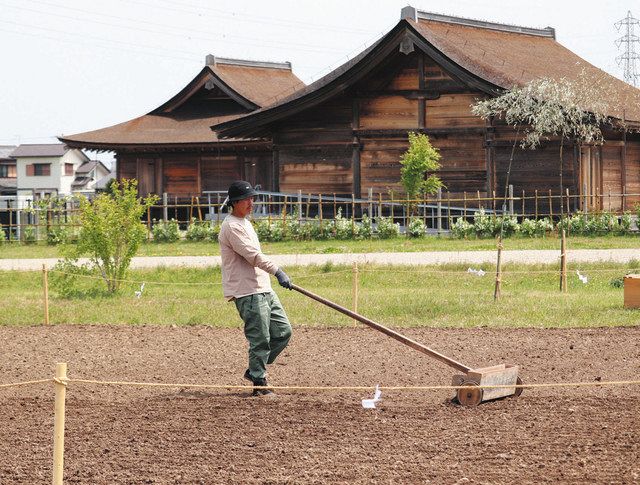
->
[76,160,111,174]
[0,145,16,159]
[11,144,69,157]
[60,56,303,150]
[214,8,640,138]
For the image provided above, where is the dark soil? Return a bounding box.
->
[1,325,639,484]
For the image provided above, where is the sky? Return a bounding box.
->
[1,0,638,167]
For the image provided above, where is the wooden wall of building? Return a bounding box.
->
[117,147,273,196]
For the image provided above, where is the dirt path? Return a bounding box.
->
[1,325,639,484]
[1,247,640,271]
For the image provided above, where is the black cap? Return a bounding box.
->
[227,180,257,202]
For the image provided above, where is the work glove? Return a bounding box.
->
[275,269,293,290]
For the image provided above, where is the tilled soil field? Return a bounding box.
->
[1,324,639,484]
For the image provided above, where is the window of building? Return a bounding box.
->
[26,163,51,176]
[65,163,74,176]
[0,165,16,178]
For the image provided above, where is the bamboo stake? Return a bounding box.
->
[52,362,67,485]
[494,236,503,301]
[548,189,553,220]
[318,194,323,230]
[463,191,467,218]
[566,188,570,215]
[560,229,568,293]
[352,261,359,326]
[196,196,202,221]
[146,206,151,241]
[268,195,272,227]
[535,190,539,220]
[351,193,356,234]
[43,264,50,325]
[522,190,526,219]
[378,193,382,219]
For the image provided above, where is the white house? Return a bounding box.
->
[71,160,113,194]
[12,144,90,199]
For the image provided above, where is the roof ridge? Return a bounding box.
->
[405,8,555,39]
[205,55,292,71]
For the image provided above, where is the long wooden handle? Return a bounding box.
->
[291,284,471,373]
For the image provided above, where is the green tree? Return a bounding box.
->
[400,132,443,213]
[65,179,158,293]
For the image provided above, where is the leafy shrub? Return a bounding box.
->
[22,225,37,244]
[185,218,217,241]
[472,209,498,238]
[407,217,426,238]
[519,218,553,238]
[359,214,373,240]
[152,219,180,243]
[47,225,69,245]
[376,216,400,239]
[451,217,474,239]
[331,208,359,240]
[50,258,103,299]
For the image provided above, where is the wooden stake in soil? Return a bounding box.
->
[42,264,50,325]
[352,262,359,326]
[560,229,568,293]
[494,236,503,301]
[53,362,67,485]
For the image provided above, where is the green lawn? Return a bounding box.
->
[1,234,639,259]
[2,262,638,328]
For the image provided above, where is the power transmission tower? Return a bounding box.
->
[615,10,640,87]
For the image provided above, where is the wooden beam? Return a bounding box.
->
[485,117,494,195]
[354,127,485,137]
[418,53,426,129]
[352,146,361,198]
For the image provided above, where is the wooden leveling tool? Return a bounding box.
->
[292,284,523,406]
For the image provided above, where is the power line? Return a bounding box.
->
[614,10,640,87]
[0,1,349,55]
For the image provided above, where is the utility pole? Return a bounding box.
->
[615,10,640,87]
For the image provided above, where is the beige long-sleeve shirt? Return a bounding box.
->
[218,214,279,300]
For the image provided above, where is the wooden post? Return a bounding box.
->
[268,195,272,227]
[508,185,514,214]
[494,236,503,301]
[548,189,553,220]
[318,194,323,229]
[196,197,202,221]
[368,187,373,218]
[351,193,356,234]
[52,362,67,485]
[352,262,359,326]
[446,191,452,230]
[43,264,50,325]
[436,188,442,234]
[297,190,302,223]
[492,190,496,213]
[477,190,482,209]
[566,188,570,216]
[522,190,526,218]
[378,193,383,219]
[463,191,467,218]
[162,192,168,222]
[390,191,394,222]
[560,229,568,293]
[333,193,337,218]
[534,190,539,220]
[282,195,288,238]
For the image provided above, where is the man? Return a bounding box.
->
[218,180,293,396]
